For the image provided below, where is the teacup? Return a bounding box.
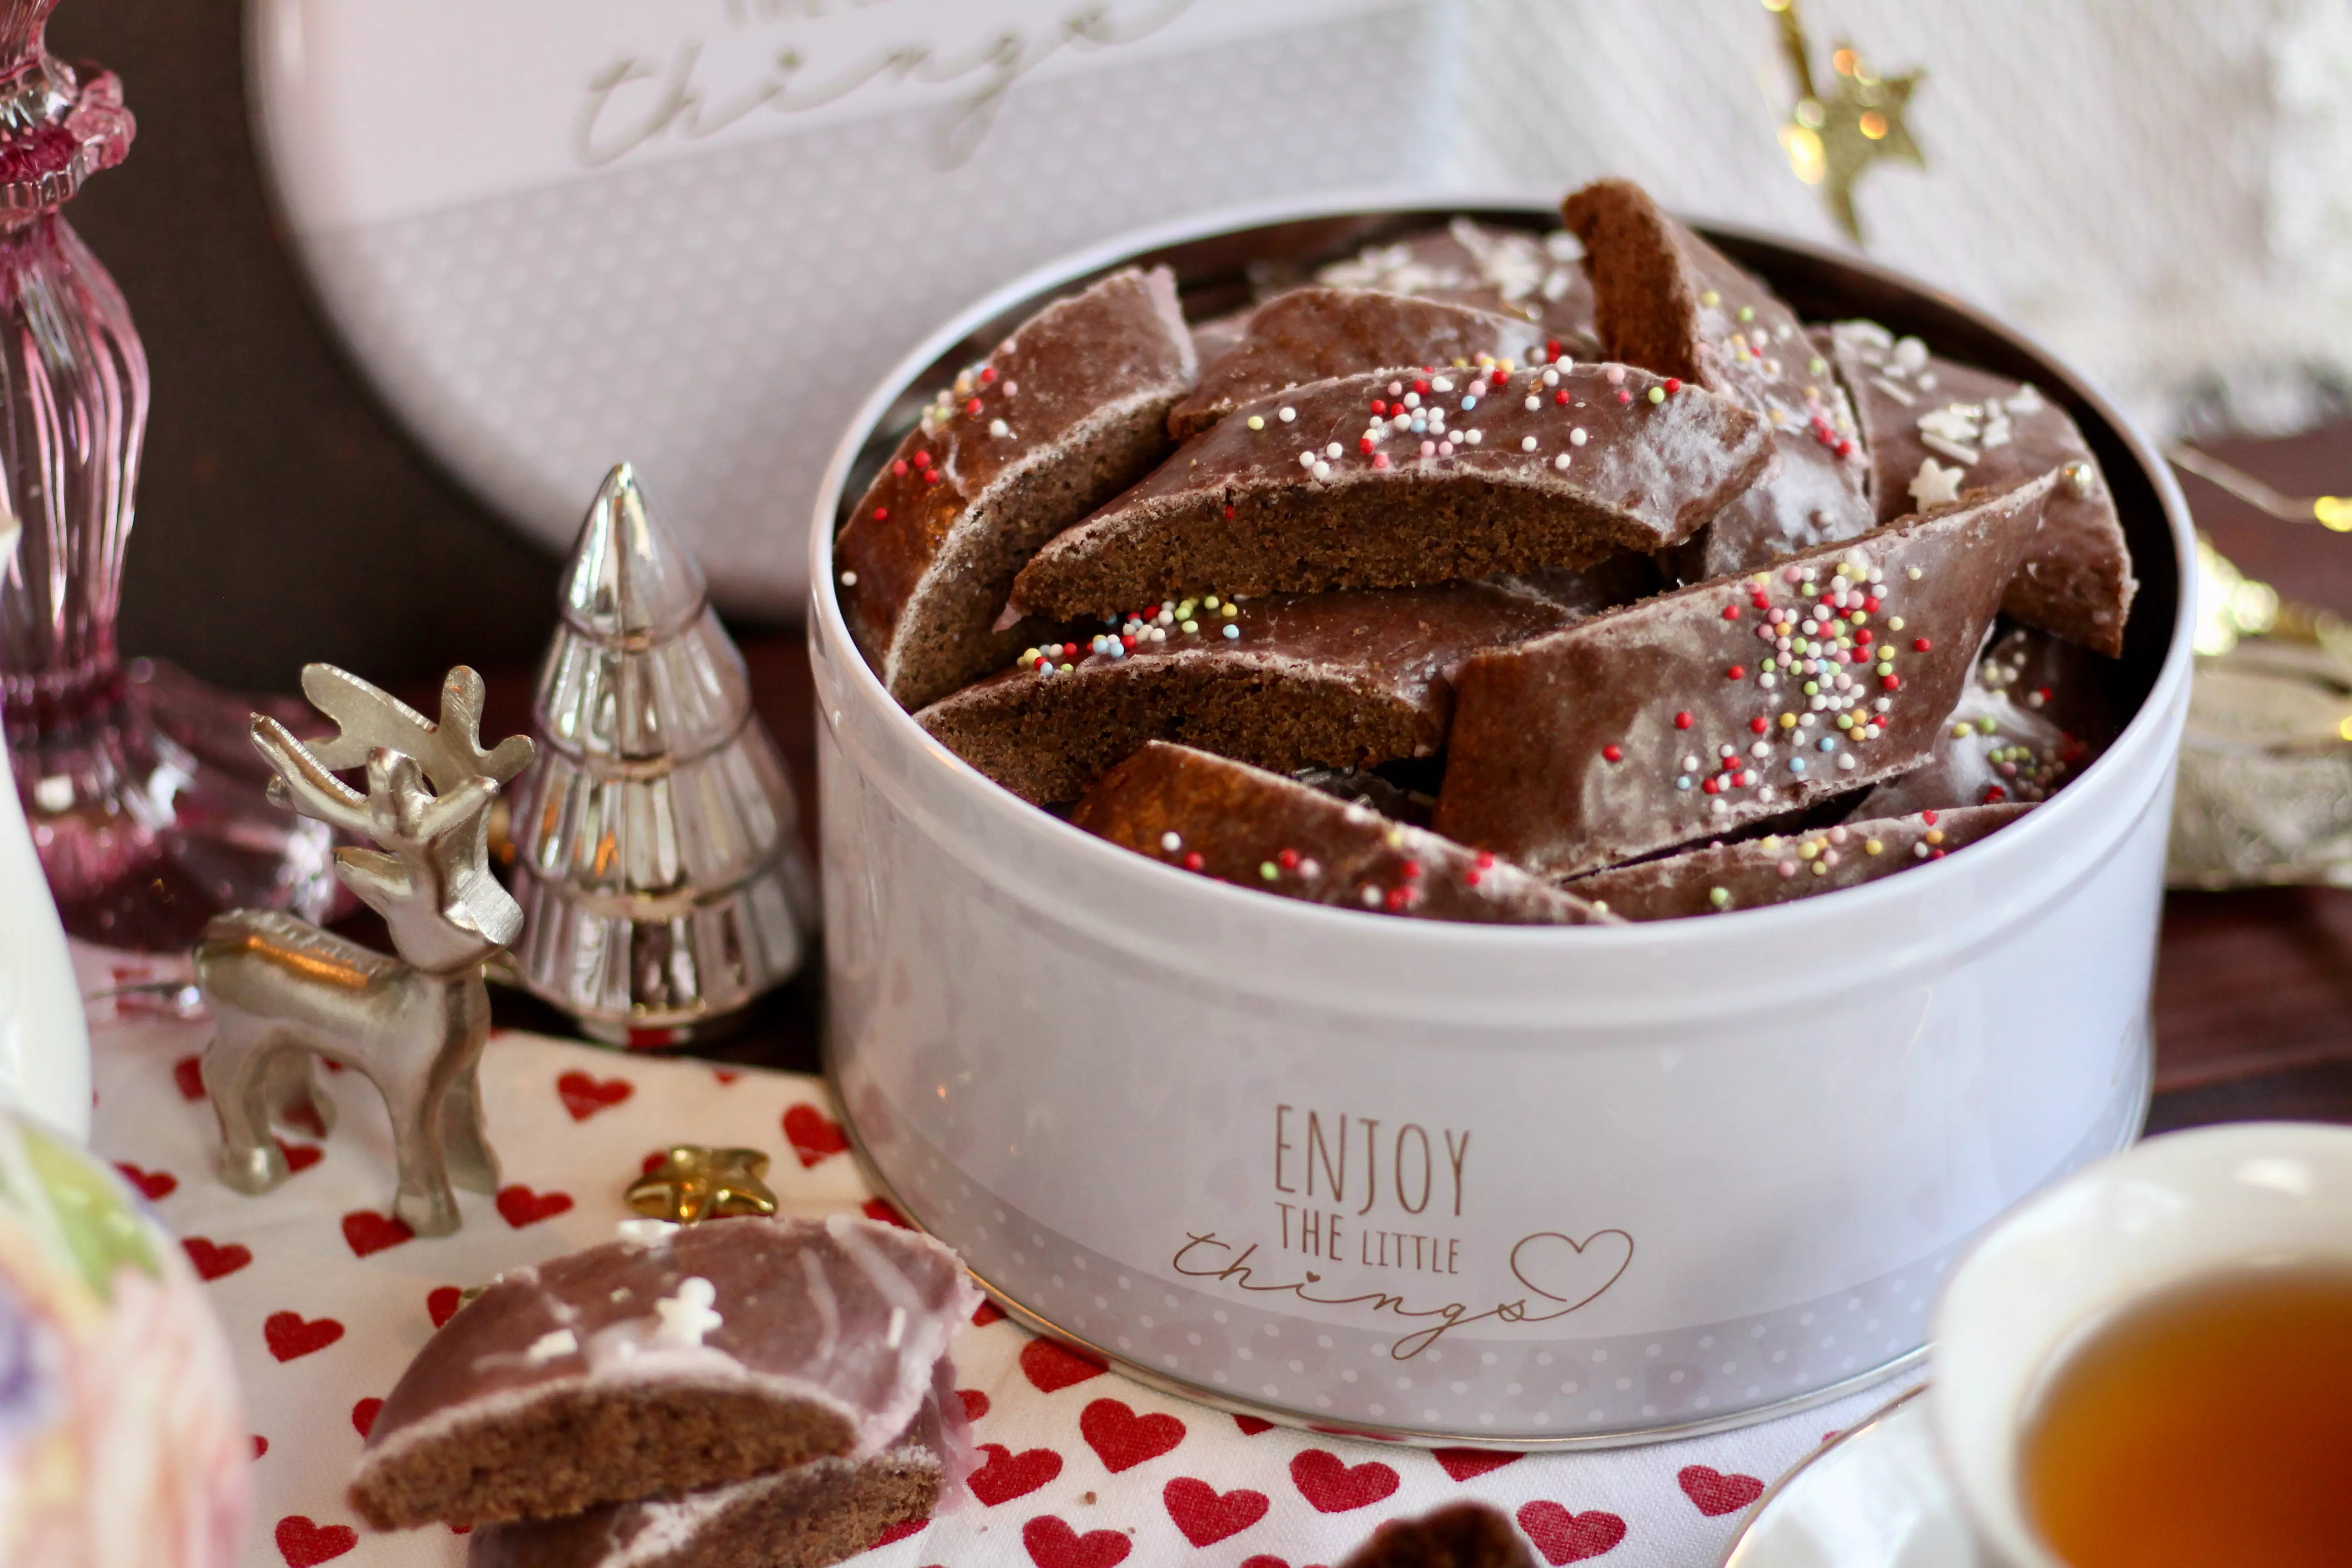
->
[1929,1122,2352,1567]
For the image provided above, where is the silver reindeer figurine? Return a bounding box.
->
[197,664,534,1237]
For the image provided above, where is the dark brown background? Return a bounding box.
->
[44,3,2352,1117]
[50,0,566,693]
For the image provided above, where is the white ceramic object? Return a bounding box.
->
[1720,1387,1984,1568]
[1928,1122,2352,1568]
[810,196,2196,1446]
[244,0,1444,614]
[0,515,92,1142]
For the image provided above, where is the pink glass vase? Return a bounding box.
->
[0,0,335,947]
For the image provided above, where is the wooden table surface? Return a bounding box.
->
[470,425,2352,1132]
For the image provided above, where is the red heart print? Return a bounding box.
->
[861,1197,911,1229]
[1020,1337,1107,1393]
[277,1140,322,1174]
[1162,1477,1269,1546]
[172,1055,205,1101]
[1290,1449,1400,1513]
[1233,1414,1275,1436]
[1241,1559,1305,1568]
[113,1162,176,1200]
[182,1237,252,1281]
[340,1210,415,1257]
[1434,1447,1523,1483]
[958,1389,990,1423]
[274,1515,358,1567]
[1080,1397,1184,1473]
[1020,1515,1130,1568]
[875,1519,927,1546]
[264,1310,345,1362]
[426,1286,465,1328]
[641,1149,669,1176]
[1518,1501,1628,1563]
[496,1184,574,1227]
[712,1068,743,1085]
[972,1299,1007,1328]
[1678,1465,1765,1517]
[351,1398,383,1439]
[968,1442,1063,1506]
[252,1434,269,1458]
[280,1097,328,1139]
[784,1102,850,1167]
[556,1070,632,1121]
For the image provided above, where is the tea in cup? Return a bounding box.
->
[1931,1122,2352,1568]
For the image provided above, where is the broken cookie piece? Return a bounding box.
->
[1823,319,2137,655]
[465,1360,967,1568]
[1564,178,1872,578]
[349,1216,978,1531]
[836,267,1196,710]
[1074,741,1612,924]
[918,578,1617,804]
[1854,625,2115,816]
[1318,216,1600,348]
[1168,287,1546,438]
[1434,474,2057,877]
[1569,804,2032,920]
[1337,1501,1539,1568]
[1011,363,1770,621]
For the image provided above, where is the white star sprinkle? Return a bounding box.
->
[1908,457,1965,509]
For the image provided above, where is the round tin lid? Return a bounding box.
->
[245,0,1443,616]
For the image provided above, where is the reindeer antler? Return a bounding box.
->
[248,665,535,973]
[298,665,534,794]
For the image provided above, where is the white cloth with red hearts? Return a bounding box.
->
[80,947,1919,1568]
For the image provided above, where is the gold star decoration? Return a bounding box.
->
[1766,0,1924,245]
[627,1145,779,1225]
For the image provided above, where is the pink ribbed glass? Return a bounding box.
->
[0,0,335,946]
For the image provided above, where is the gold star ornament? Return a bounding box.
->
[627,1145,779,1224]
[1766,0,1924,245]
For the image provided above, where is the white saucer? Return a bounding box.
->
[1720,1385,1988,1568]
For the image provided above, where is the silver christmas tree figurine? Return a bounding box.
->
[508,464,813,1045]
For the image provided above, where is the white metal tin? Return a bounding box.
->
[807,196,2195,1448]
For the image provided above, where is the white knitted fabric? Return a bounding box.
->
[1443,0,2352,442]
[253,0,2352,611]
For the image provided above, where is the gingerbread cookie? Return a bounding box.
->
[465,1361,967,1568]
[1010,363,1769,621]
[1856,626,2115,816]
[837,267,1196,710]
[349,1216,977,1530]
[1318,216,1600,348]
[1563,179,1872,578]
[1169,287,1546,438]
[1568,804,2032,920]
[1073,741,1613,924]
[918,578,1615,804]
[1434,475,2057,876]
[1822,319,2136,655]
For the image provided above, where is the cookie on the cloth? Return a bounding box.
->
[1563,178,1872,579]
[1168,287,1547,438]
[1009,363,1769,621]
[466,1361,969,1568]
[1823,319,2136,655]
[1337,1500,1538,1568]
[916,574,1635,805]
[1568,804,2032,920]
[1434,474,2057,877]
[836,266,1196,710]
[1854,625,2115,816]
[349,1215,978,1530]
[1318,216,1601,349]
[1072,741,1614,924]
